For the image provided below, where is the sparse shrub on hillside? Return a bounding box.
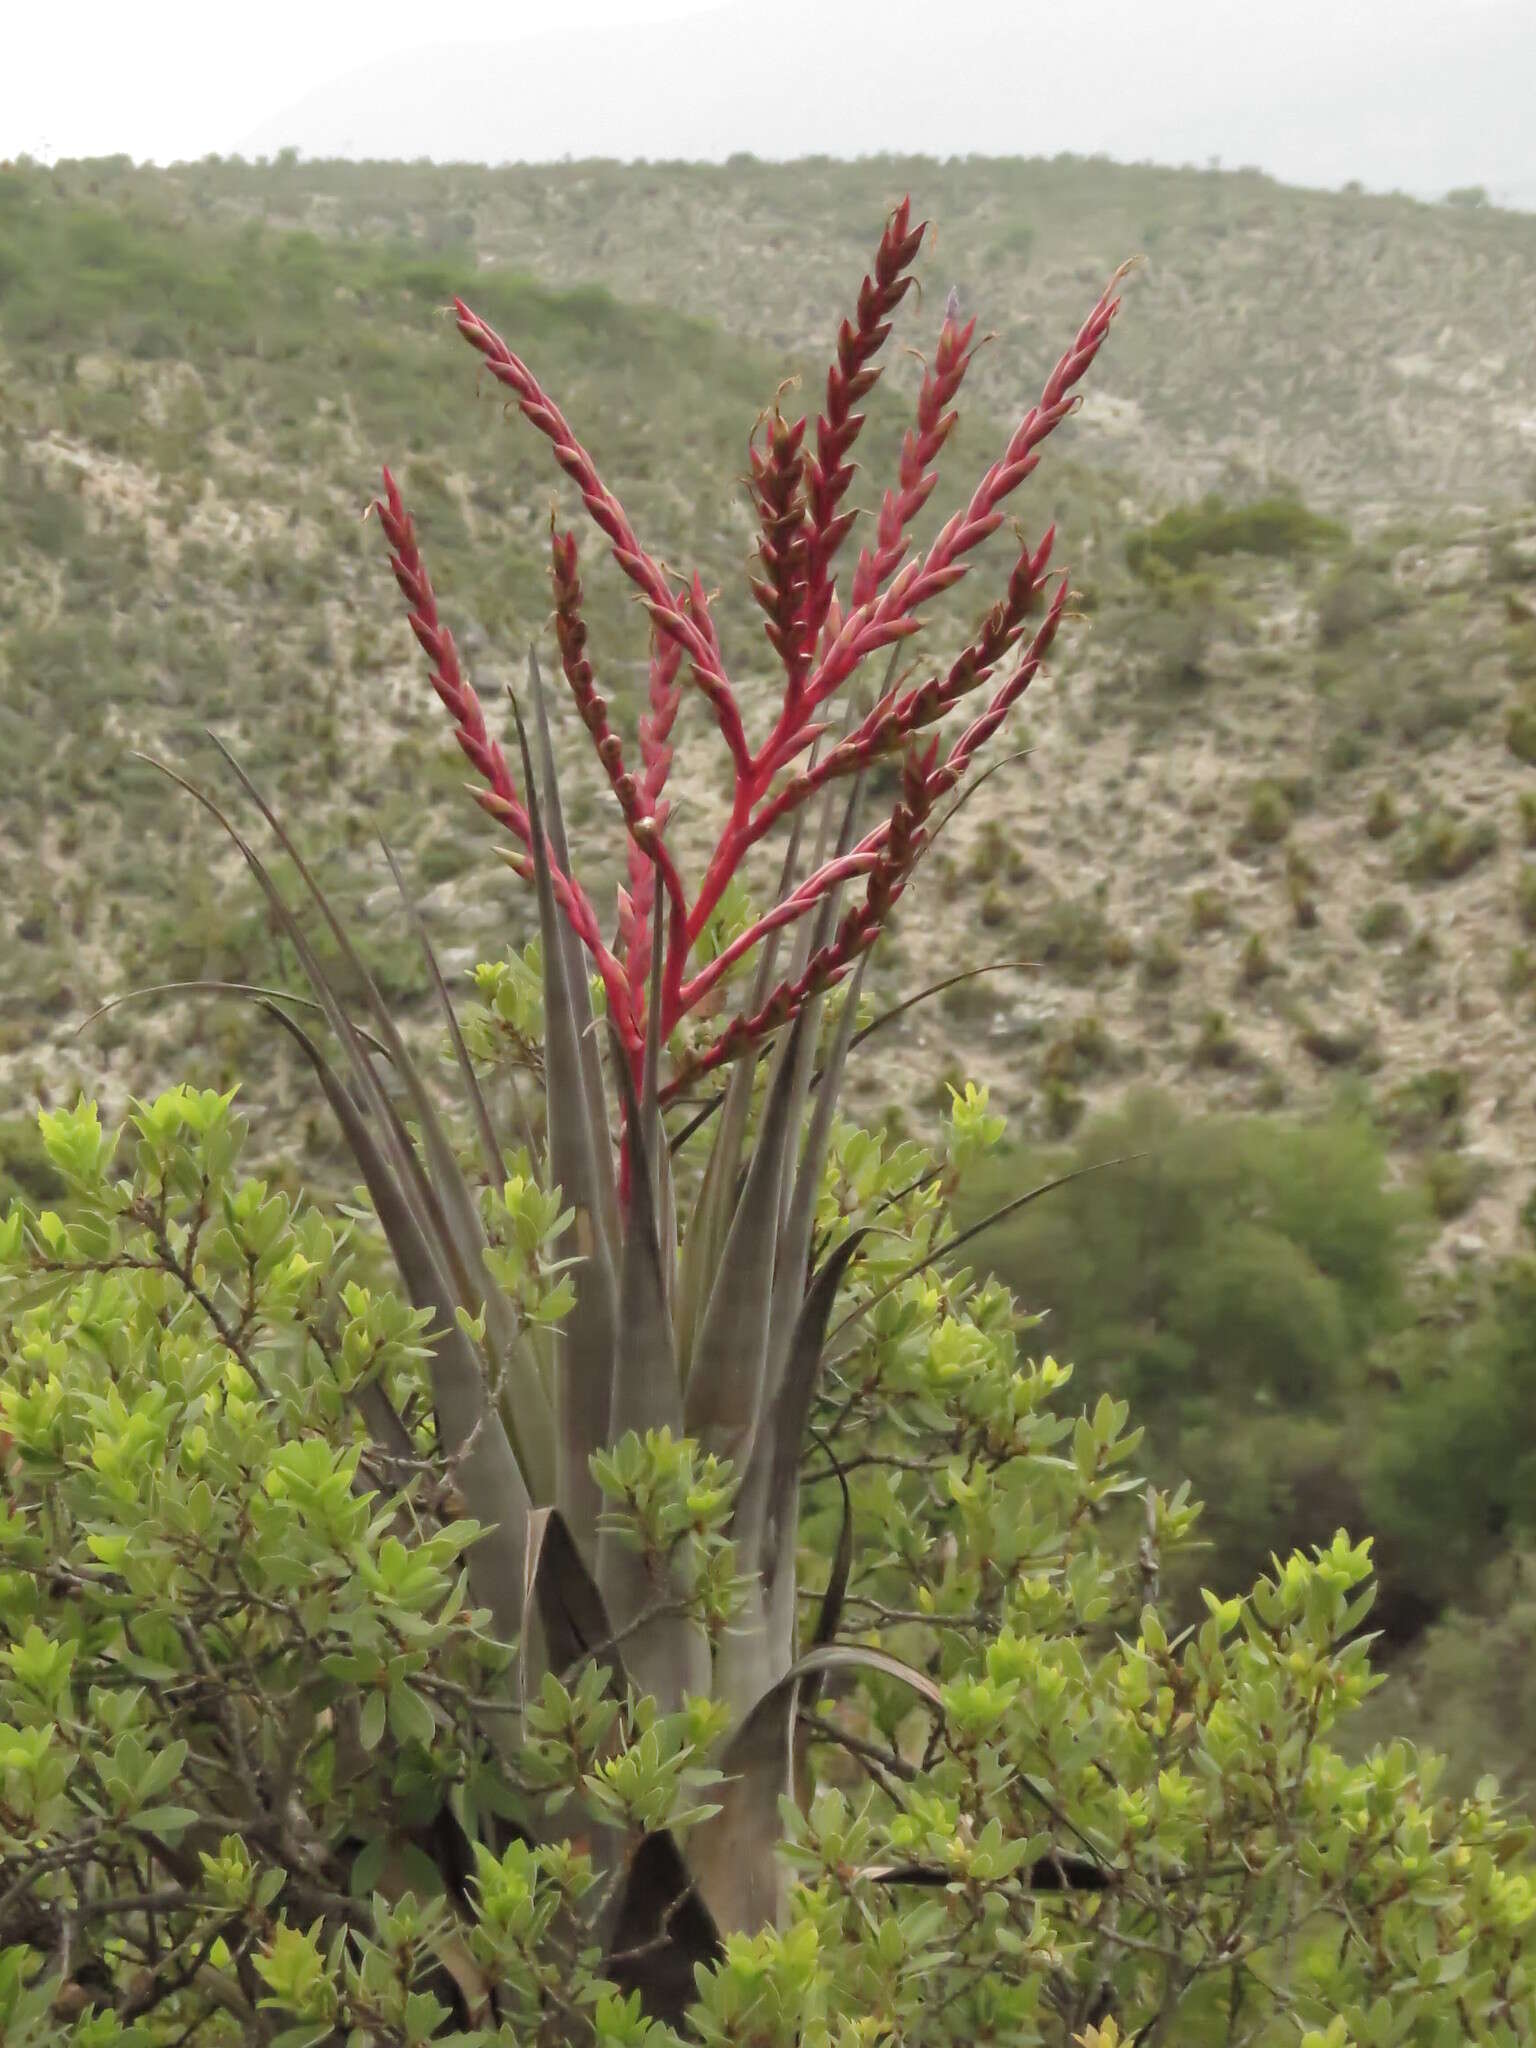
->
[1040,1012,1115,1082]
[1017,892,1122,980]
[978,882,1011,926]
[1286,844,1322,927]
[1299,1015,1379,1070]
[1192,1006,1247,1068]
[1519,790,1536,846]
[1316,555,1407,646]
[1401,807,1499,882]
[1385,1066,1467,1147]
[1041,1071,1086,1135]
[1140,926,1183,983]
[1507,621,1536,682]
[1135,570,1221,690]
[1239,929,1279,986]
[1187,883,1228,932]
[1519,862,1536,931]
[1507,693,1536,764]
[1125,491,1347,576]
[1424,1146,1494,1222]
[966,814,1031,883]
[1358,896,1411,944]
[1367,786,1401,838]
[1242,777,1292,845]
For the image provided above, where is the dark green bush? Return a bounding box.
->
[959,1091,1414,1591]
[1125,493,1348,576]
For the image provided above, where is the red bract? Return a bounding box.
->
[374,200,1126,1093]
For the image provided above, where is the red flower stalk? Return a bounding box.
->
[748,405,811,691]
[847,306,979,614]
[619,633,685,1007]
[374,468,635,1041]
[376,205,1126,1090]
[796,197,928,687]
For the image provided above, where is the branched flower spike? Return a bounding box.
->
[378,203,1126,1099]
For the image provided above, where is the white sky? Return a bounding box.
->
[1,0,719,165]
[4,0,1533,206]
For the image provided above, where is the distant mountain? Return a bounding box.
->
[236,0,1535,207]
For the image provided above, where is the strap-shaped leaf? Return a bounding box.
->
[596,1032,709,1708]
[267,1004,531,1646]
[807,1429,854,1657]
[76,981,392,1059]
[844,958,1038,1059]
[603,1831,720,2027]
[766,949,868,1404]
[853,1854,1113,1892]
[142,760,534,1642]
[152,749,553,1501]
[673,811,805,1370]
[682,1008,810,1470]
[689,1642,942,1932]
[528,652,621,1252]
[510,696,620,1548]
[522,1505,624,1687]
[724,1231,865,1700]
[143,758,473,1337]
[378,839,557,1501]
[378,837,504,1195]
[210,740,503,1335]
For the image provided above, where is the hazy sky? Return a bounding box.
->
[6,0,1534,207]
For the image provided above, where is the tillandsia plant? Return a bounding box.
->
[2,200,1535,2048]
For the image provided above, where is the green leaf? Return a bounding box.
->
[359,1689,388,1753]
[387,1683,435,1749]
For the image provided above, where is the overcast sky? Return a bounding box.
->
[5,0,1534,208]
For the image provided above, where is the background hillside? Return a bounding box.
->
[4,148,1536,1789]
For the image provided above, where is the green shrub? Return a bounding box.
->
[1368,1257,1536,1610]
[1358,896,1410,944]
[1299,1016,1378,1069]
[1238,930,1279,986]
[1016,894,1121,980]
[1424,1147,1493,1221]
[1040,1012,1115,1082]
[958,1092,1413,1582]
[1191,1007,1246,1068]
[1126,492,1348,576]
[1243,779,1292,845]
[1315,557,1407,646]
[1366,787,1400,839]
[1507,621,1536,683]
[1401,808,1499,882]
[1187,885,1229,933]
[1385,1066,1467,1146]
[1140,927,1183,984]
[1507,693,1536,764]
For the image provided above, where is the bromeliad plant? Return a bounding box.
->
[338,201,1126,1925]
[5,200,1536,2047]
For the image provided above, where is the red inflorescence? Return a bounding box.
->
[373,203,1126,1083]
